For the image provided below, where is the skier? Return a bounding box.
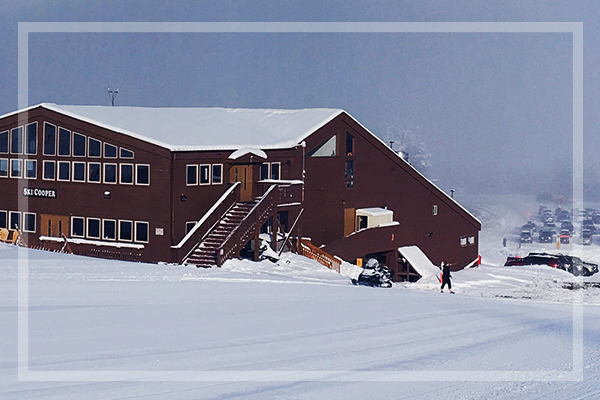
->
[503,237,507,247]
[440,261,454,293]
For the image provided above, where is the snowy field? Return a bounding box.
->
[2,194,600,399]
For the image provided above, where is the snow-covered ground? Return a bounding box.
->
[2,194,600,399]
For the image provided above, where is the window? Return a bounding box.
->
[10,211,21,230]
[467,236,475,245]
[103,219,116,240]
[0,159,7,177]
[87,218,101,239]
[57,161,70,181]
[25,160,36,179]
[58,128,71,156]
[10,159,22,178]
[432,205,438,216]
[308,135,337,157]
[460,237,468,246]
[88,162,101,183]
[119,220,133,241]
[43,123,56,155]
[88,138,101,157]
[11,127,23,154]
[199,164,210,185]
[185,221,196,234]
[346,132,355,156]
[23,213,36,233]
[73,133,86,156]
[212,164,223,184]
[120,164,133,184]
[0,210,6,228]
[104,143,117,158]
[344,160,354,189]
[43,161,55,180]
[271,162,281,180]
[260,163,269,180]
[135,221,149,243]
[136,164,150,185]
[186,164,198,185]
[120,148,134,159]
[104,163,117,184]
[25,123,37,155]
[71,216,85,237]
[72,162,86,182]
[0,131,7,153]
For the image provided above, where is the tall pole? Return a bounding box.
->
[108,88,119,106]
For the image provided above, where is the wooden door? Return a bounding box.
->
[40,214,70,237]
[343,208,355,236]
[230,165,253,201]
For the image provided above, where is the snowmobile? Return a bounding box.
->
[352,258,394,288]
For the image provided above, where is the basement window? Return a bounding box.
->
[308,135,337,157]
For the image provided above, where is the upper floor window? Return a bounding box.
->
[345,132,354,156]
[25,123,37,155]
[186,164,198,185]
[0,159,7,177]
[199,164,210,185]
[73,133,86,157]
[0,131,8,153]
[25,160,37,179]
[43,123,56,155]
[212,164,223,184]
[58,128,71,156]
[344,160,354,189]
[10,159,22,178]
[120,164,133,184]
[136,164,150,185]
[88,138,101,157]
[271,162,280,180]
[104,143,117,158]
[104,163,117,184]
[120,148,134,159]
[11,127,23,154]
[308,135,337,157]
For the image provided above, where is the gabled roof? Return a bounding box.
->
[19,103,343,152]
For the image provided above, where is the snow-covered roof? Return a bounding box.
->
[356,207,393,217]
[29,103,343,152]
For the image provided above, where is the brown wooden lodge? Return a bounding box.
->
[0,103,480,281]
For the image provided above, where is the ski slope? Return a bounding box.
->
[1,194,600,399]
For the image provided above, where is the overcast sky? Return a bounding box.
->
[1,1,598,199]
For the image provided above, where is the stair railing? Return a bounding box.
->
[172,182,241,264]
[216,184,278,266]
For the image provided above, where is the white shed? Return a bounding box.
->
[355,207,394,231]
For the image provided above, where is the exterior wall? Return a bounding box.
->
[303,113,480,269]
[0,106,172,263]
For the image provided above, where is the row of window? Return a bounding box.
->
[0,122,135,159]
[0,159,149,185]
[0,210,36,232]
[186,163,223,186]
[71,216,149,243]
[460,236,476,247]
[259,162,281,181]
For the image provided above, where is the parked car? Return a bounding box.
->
[559,229,571,244]
[505,253,563,268]
[561,221,574,234]
[539,228,555,243]
[582,228,593,245]
[583,219,596,235]
[520,229,533,244]
[505,252,598,276]
[554,254,598,276]
[523,221,537,233]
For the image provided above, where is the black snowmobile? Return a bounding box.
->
[352,259,394,288]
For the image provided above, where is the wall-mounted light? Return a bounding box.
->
[428,231,434,237]
[104,191,111,199]
[180,194,187,202]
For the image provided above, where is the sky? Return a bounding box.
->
[0,1,598,199]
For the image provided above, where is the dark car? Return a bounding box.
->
[583,219,596,235]
[520,229,533,244]
[561,221,574,234]
[504,253,563,268]
[559,229,571,244]
[554,254,598,276]
[582,228,593,245]
[539,228,555,243]
[523,221,537,233]
[505,252,598,276]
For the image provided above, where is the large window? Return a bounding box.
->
[120,164,133,184]
[345,132,355,156]
[23,213,36,233]
[10,159,22,178]
[43,123,56,155]
[57,161,70,181]
[119,220,133,241]
[25,123,37,155]
[11,127,23,154]
[260,163,269,180]
[104,163,117,184]
[88,137,101,157]
[104,143,117,158]
[344,160,354,189]
[135,221,149,243]
[43,161,55,180]
[212,164,223,184]
[10,211,21,230]
[136,164,150,185]
[58,128,71,156]
[120,148,134,159]
[25,160,37,179]
[308,135,337,157]
[0,210,6,228]
[73,133,86,156]
[199,164,210,185]
[71,216,85,237]
[0,159,7,177]
[0,131,8,153]
[88,162,101,183]
[87,218,101,239]
[72,162,86,182]
[186,164,198,185]
[103,219,116,240]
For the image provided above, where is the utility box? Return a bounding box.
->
[355,208,394,231]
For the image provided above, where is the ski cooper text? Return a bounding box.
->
[22,187,57,198]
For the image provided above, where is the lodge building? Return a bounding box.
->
[0,103,480,280]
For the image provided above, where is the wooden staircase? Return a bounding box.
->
[184,202,256,267]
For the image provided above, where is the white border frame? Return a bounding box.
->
[103,163,117,184]
[119,163,134,185]
[10,210,21,230]
[42,160,55,181]
[24,122,37,156]
[0,130,8,154]
[70,216,85,238]
[88,137,102,158]
[135,164,150,186]
[87,162,102,183]
[16,21,584,384]
[71,161,86,183]
[186,164,198,186]
[118,219,133,242]
[86,217,101,240]
[212,163,223,185]
[102,218,117,241]
[119,147,134,159]
[72,132,87,157]
[10,158,22,178]
[0,209,7,229]
[57,127,71,157]
[134,221,149,243]
[10,126,24,155]
[42,122,57,156]
[270,161,281,180]
[199,163,211,185]
[24,159,36,180]
[56,160,70,181]
[0,158,8,178]
[103,142,117,158]
[22,212,36,233]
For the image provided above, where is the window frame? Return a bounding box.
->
[57,161,71,181]
[0,158,8,178]
[186,164,198,186]
[199,164,210,185]
[345,132,355,156]
[120,147,134,159]
[72,132,87,157]
[103,163,117,184]
[9,211,21,230]
[71,216,85,238]
[134,221,149,243]
[57,127,71,157]
[212,164,223,185]
[42,160,55,181]
[119,163,134,185]
[88,137,102,158]
[24,159,37,180]
[25,122,38,155]
[10,159,22,178]
[270,162,281,180]
[0,130,8,154]
[185,221,197,235]
[102,219,117,241]
[72,161,86,182]
[10,126,23,155]
[88,162,102,183]
[118,219,133,242]
[86,217,101,239]
[43,122,57,156]
[103,143,118,158]
[260,163,270,181]
[432,205,438,216]
[23,212,36,233]
[0,210,7,229]
[135,164,150,186]
[308,134,337,157]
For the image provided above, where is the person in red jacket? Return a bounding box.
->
[440,261,454,293]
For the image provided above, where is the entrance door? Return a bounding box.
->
[230,165,253,202]
[40,214,70,237]
[343,208,355,236]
